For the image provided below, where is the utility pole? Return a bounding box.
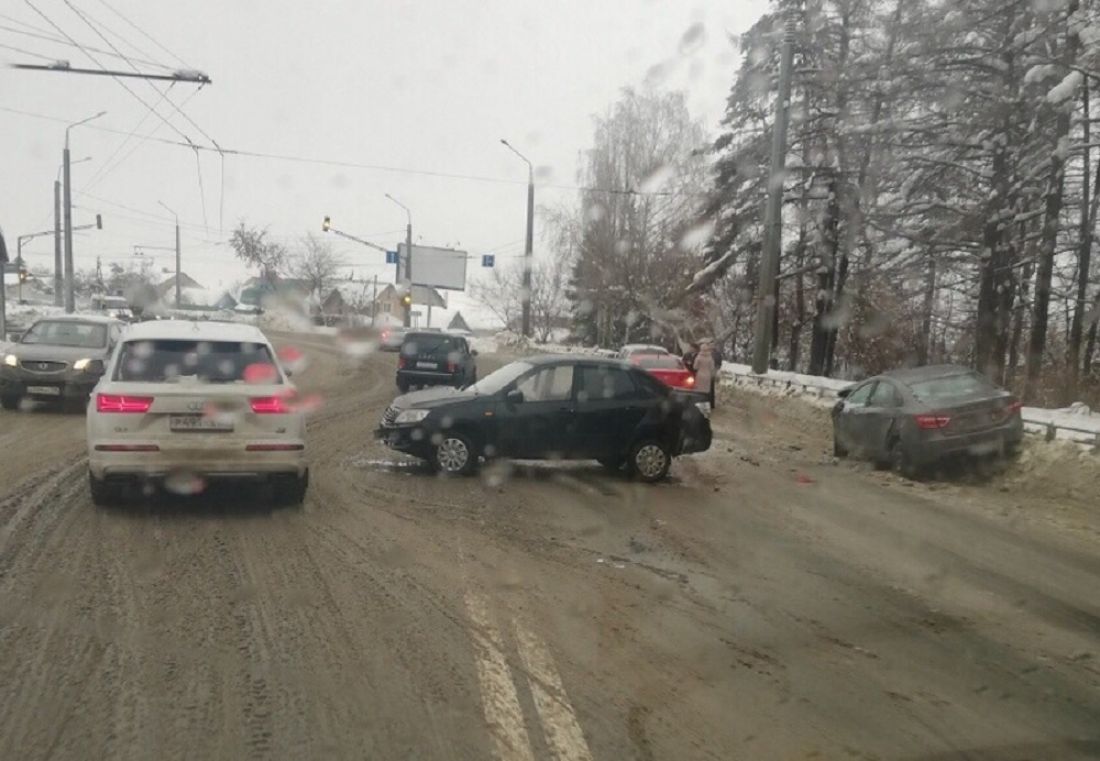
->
[63,111,106,313]
[751,15,796,374]
[159,201,180,308]
[501,139,534,337]
[63,145,73,312]
[371,275,378,327]
[53,179,62,307]
[385,194,414,328]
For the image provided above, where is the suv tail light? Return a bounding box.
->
[447,361,456,373]
[914,414,951,430]
[685,374,696,387]
[96,394,154,413]
[1005,400,1023,416]
[398,356,407,369]
[250,396,291,414]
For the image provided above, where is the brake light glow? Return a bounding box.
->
[250,396,291,414]
[914,414,952,430]
[685,375,695,387]
[96,394,154,413]
[245,443,305,451]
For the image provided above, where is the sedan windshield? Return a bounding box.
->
[467,361,532,395]
[114,340,281,384]
[21,320,107,348]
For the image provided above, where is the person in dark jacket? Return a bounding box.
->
[682,342,700,372]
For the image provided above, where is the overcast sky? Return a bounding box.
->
[2,0,766,326]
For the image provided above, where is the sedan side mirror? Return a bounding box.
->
[84,359,106,375]
[470,349,478,356]
[505,389,524,404]
[837,387,852,398]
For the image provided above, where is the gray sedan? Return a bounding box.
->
[832,365,1024,476]
[0,315,123,410]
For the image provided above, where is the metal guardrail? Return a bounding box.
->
[723,370,1100,450]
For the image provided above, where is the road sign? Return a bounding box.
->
[385,250,398,264]
[482,254,495,268]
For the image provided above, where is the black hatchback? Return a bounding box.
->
[375,355,712,481]
[396,331,478,392]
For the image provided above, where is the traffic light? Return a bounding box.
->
[96,214,103,229]
[401,292,412,307]
[322,216,331,233]
[18,268,27,283]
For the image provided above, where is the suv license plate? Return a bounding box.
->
[27,385,60,396]
[416,361,436,369]
[170,415,234,432]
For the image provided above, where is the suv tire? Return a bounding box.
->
[273,470,309,506]
[88,473,121,507]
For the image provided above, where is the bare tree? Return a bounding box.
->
[290,232,345,300]
[229,222,286,286]
[470,257,570,342]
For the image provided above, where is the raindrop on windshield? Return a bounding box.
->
[164,469,207,496]
[678,22,706,57]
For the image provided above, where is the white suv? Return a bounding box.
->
[86,320,308,506]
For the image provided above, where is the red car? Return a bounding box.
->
[630,353,696,390]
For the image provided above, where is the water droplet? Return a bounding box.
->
[639,163,675,194]
[164,469,206,496]
[678,22,706,56]
[680,219,716,250]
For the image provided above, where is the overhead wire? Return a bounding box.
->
[92,0,191,70]
[24,0,198,148]
[2,105,704,198]
[0,41,56,60]
[60,0,220,228]
[0,17,172,69]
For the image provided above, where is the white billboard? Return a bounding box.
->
[398,244,467,291]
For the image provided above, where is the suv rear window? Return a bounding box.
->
[401,334,458,356]
[114,340,281,384]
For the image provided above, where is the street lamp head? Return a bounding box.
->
[322,216,331,232]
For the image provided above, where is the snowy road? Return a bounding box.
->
[0,334,1097,760]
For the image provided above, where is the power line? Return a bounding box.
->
[24,0,198,147]
[93,0,191,70]
[60,0,219,226]
[0,40,56,60]
[0,18,173,69]
[1,104,705,198]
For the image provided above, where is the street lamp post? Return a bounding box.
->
[63,111,106,312]
[158,201,181,308]
[385,193,413,328]
[55,157,90,307]
[501,139,534,338]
